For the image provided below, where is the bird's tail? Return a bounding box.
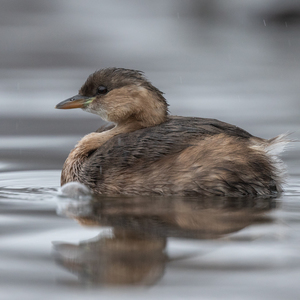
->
[250,133,291,191]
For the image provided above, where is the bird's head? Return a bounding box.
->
[56,68,169,127]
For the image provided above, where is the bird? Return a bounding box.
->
[55,67,288,197]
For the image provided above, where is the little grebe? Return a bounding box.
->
[56,68,288,197]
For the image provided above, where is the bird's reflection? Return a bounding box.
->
[54,195,277,286]
[54,228,166,286]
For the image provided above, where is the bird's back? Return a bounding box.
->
[77,116,285,197]
[83,116,252,171]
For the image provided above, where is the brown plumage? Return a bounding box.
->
[56,68,288,197]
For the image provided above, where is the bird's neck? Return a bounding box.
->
[102,86,168,128]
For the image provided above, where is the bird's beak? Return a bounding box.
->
[55,95,95,109]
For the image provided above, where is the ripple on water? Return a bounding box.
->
[0,170,61,201]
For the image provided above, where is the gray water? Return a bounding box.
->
[1,1,300,299]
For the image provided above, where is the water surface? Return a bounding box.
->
[1,2,300,299]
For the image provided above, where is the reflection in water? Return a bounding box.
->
[54,230,166,286]
[54,195,276,286]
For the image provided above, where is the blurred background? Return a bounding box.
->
[1,1,300,299]
[1,0,300,173]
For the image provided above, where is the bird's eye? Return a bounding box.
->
[97,86,108,95]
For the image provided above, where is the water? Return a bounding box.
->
[1,173,300,300]
[1,1,300,299]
